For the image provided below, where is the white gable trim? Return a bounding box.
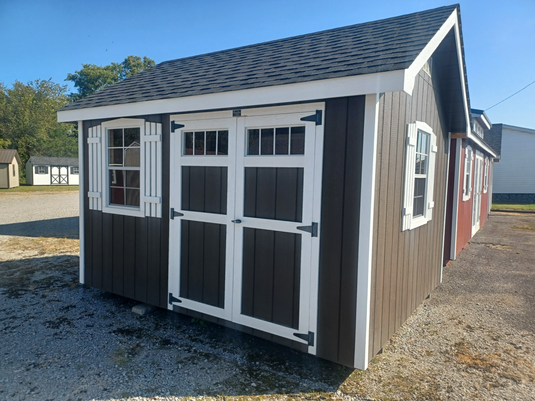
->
[58,70,406,122]
[404,9,458,94]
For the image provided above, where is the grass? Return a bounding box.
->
[0,184,79,193]
[492,203,535,211]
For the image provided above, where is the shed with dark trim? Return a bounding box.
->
[58,4,473,369]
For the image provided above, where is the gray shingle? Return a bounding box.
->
[61,5,457,112]
[485,124,502,157]
[0,149,21,164]
[27,156,79,166]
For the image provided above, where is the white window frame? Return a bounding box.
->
[462,145,473,201]
[101,118,145,218]
[483,157,489,193]
[402,121,437,231]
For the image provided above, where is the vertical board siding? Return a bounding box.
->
[317,96,365,367]
[182,166,227,214]
[179,220,226,308]
[244,167,303,222]
[241,228,301,329]
[83,115,170,309]
[369,71,449,358]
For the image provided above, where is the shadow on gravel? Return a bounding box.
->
[0,217,78,238]
[0,253,353,400]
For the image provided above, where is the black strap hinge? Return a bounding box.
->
[171,121,185,132]
[169,293,182,305]
[300,110,322,125]
[170,208,184,220]
[294,331,314,346]
[296,222,318,237]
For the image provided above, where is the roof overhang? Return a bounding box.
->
[58,8,466,126]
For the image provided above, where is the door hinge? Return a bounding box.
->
[296,222,318,237]
[169,293,182,305]
[170,208,184,220]
[294,331,314,346]
[300,110,322,125]
[171,121,185,132]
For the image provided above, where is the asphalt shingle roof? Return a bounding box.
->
[61,5,457,112]
[27,156,79,166]
[0,149,21,164]
[485,124,502,157]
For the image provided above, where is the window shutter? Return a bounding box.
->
[87,125,102,211]
[143,122,162,218]
[426,134,437,221]
[402,123,418,231]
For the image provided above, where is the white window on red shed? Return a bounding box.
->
[483,157,489,193]
[402,121,437,231]
[463,146,473,201]
[87,118,162,218]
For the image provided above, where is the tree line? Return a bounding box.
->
[0,56,155,181]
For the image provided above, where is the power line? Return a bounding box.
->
[485,79,535,112]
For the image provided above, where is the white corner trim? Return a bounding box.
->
[404,9,458,95]
[57,71,406,123]
[354,93,380,370]
[78,120,85,284]
[450,138,461,260]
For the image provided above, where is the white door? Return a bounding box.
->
[472,153,483,235]
[51,166,69,185]
[168,105,323,351]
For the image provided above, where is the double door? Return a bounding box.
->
[51,166,68,185]
[168,105,323,351]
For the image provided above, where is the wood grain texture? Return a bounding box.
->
[369,70,450,358]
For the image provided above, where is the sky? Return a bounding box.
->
[1,0,534,129]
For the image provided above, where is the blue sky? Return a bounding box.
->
[1,0,534,129]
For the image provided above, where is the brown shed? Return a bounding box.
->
[58,5,475,370]
[0,149,21,189]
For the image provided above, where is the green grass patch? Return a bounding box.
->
[0,184,79,193]
[492,203,535,211]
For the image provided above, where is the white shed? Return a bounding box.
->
[26,156,79,186]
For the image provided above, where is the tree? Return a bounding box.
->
[0,79,77,180]
[66,55,155,100]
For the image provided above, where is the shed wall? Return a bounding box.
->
[369,70,448,357]
[0,164,8,188]
[8,159,19,188]
[83,115,170,308]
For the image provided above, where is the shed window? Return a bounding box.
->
[462,146,473,201]
[184,130,228,155]
[402,121,437,231]
[108,128,141,207]
[71,166,79,175]
[12,165,15,177]
[483,157,489,193]
[35,166,48,174]
[247,126,305,155]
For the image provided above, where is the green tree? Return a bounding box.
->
[66,55,155,100]
[0,79,77,180]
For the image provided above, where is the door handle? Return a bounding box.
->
[231,219,242,224]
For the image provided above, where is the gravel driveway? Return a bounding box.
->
[0,191,534,400]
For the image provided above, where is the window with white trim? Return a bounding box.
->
[462,146,473,201]
[35,166,48,174]
[87,118,162,218]
[402,121,437,231]
[483,157,489,193]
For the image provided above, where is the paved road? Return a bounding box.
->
[0,191,79,238]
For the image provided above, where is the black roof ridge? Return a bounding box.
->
[158,4,459,67]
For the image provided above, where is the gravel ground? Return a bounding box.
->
[0,191,534,400]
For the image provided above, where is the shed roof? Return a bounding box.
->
[61,5,458,112]
[485,124,502,157]
[0,149,22,165]
[27,156,79,166]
